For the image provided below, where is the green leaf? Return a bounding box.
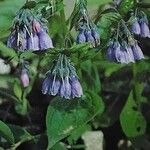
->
[8,125,32,143]
[120,91,146,137]
[46,93,104,149]
[51,142,67,150]
[0,42,17,58]
[13,81,22,101]
[67,124,91,145]
[118,0,134,16]
[81,60,101,92]
[0,120,14,144]
[0,0,24,39]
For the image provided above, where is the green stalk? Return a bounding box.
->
[132,63,141,108]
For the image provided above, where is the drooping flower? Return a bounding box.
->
[131,18,141,35]
[74,1,100,48]
[107,41,135,64]
[70,75,83,98]
[76,27,86,44]
[42,54,83,99]
[85,30,96,47]
[130,11,150,38]
[91,27,100,46]
[140,19,150,38]
[130,41,145,60]
[7,8,53,51]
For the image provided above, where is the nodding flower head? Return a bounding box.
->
[140,19,150,38]
[75,4,100,48]
[131,18,141,35]
[42,54,83,100]
[7,8,53,51]
[107,38,144,64]
[130,11,150,38]
[130,40,145,60]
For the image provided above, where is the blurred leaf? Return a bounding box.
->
[96,12,121,42]
[8,124,32,143]
[120,91,146,137]
[0,88,19,102]
[0,42,17,58]
[81,60,101,92]
[51,142,67,150]
[130,135,150,150]
[0,0,25,39]
[0,120,14,144]
[118,0,134,16]
[13,81,22,101]
[67,124,91,145]
[46,92,104,149]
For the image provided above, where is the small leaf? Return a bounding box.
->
[13,81,22,101]
[8,124,32,143]
[120,91,146,137]
[0,120,14,144]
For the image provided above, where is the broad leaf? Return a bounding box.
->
[120,91,146,137]
[46,92,104,149]
[0,120,14,144]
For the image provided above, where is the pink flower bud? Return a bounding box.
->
[20,70,29,88]
[32,20,41,33]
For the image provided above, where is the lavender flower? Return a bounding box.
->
[131,18,141,35]
[140,20,150,38]
[76,27,86,44]
[27,33,39,51]
[42,54,83,99]
[107,41,135,64]
[130,11,150,38]
[70,76,83,98]
[20,69,29,88]
[85,30,96,47]
[74,2,100,48]
[7,8,53,51]
[107,41,116,61]
[130,41,145,60]
[38,28,54,50]
[60,77,71,99]
[91,27,100,46]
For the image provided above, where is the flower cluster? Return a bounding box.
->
[107,21,144,64]
[7,8,53,51]
[130,10,150,38]
[76,23,100,48]
[42,54,83,99]
[75,2,100,48]
[107,39,144,64]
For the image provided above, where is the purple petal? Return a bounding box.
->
[70,76,83,98]
[42,75,52,95]
[131,43,145,60]
[85,30,95,47]
[91,28,100,46]
[27,33,40,51]
[60,77,71,99]
[50,77,61,96]
[38,29,54,50]
[131,19,141,35]
[140,22,150,38]
[76,32,86,44]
